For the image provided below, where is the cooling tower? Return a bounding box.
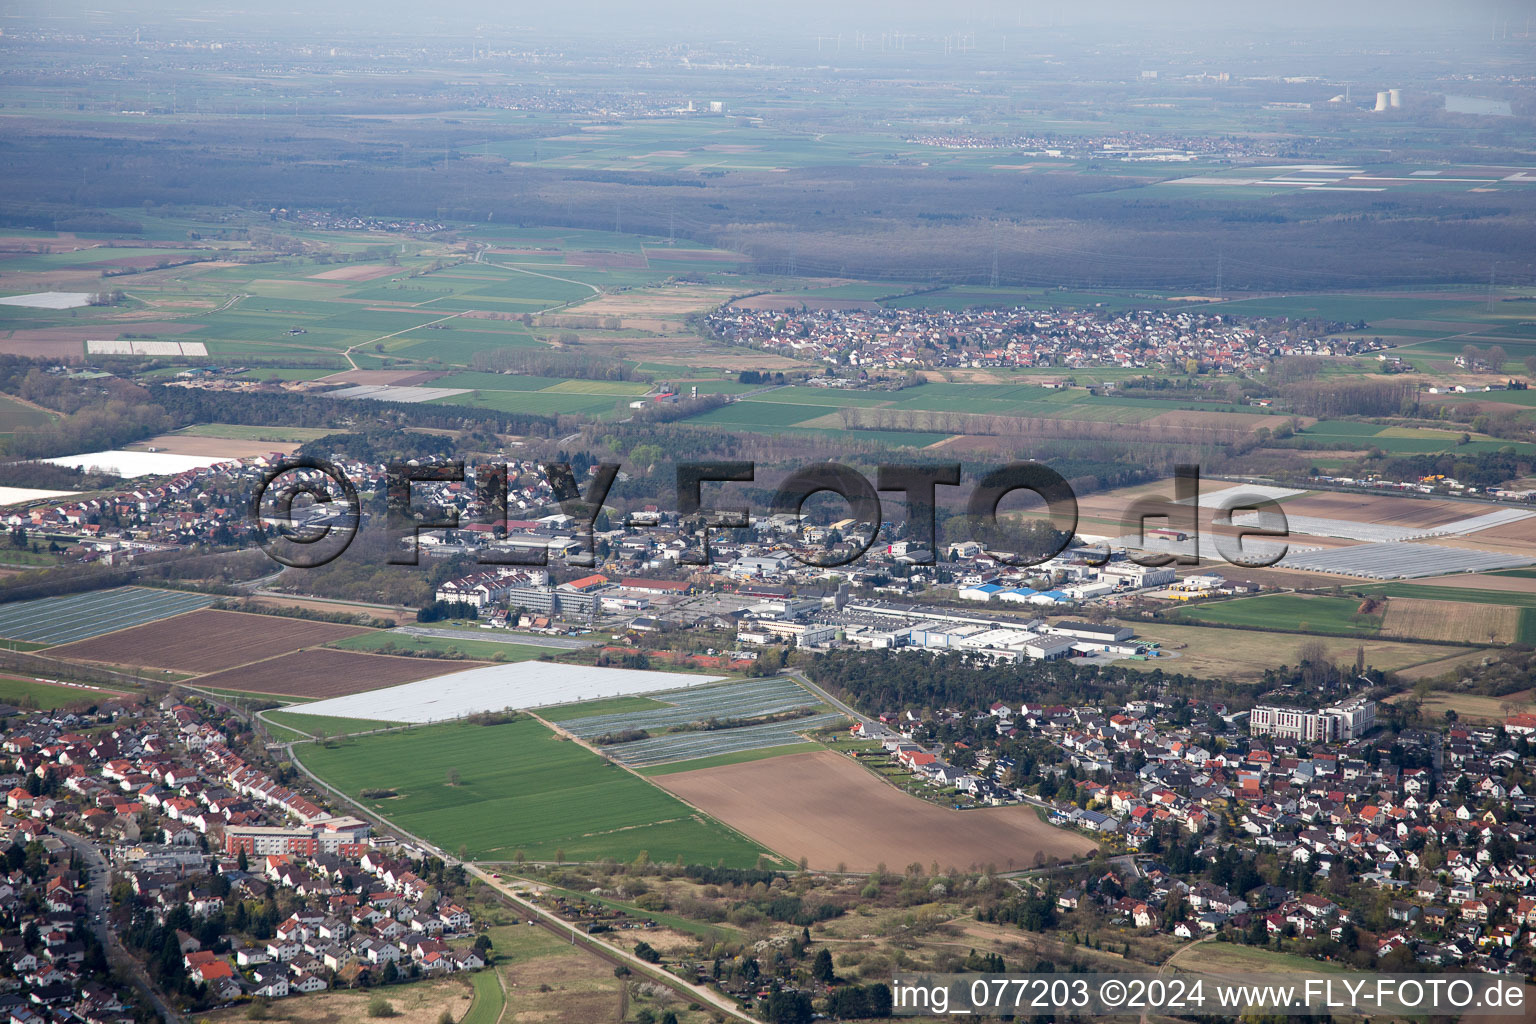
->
[1389,88,1402,107]
[1375,91,1390,111]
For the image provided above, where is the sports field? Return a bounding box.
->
[296,716,773,865]
[0,587,215,645]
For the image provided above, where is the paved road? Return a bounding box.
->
[50,827,181,1024]
[786,669,869,727]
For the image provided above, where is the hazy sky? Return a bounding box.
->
[10,0,1535,39]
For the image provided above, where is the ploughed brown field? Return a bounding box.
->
[48,610,371,674]
[188,648,475,698]
[655,750,1097,872]
[1276,493,1470,528]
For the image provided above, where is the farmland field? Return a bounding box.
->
[0,392,55,435]
[655,750,1097,872]
[595,712,846,768]
[289,662,727,723]
[171,423,336,443]
[296,716,773,865]
[49,609,370,673]
[1176,593,1383,636]
[0,587,215,645]
[263,709,403,736]
[1125,622,1465,680]
[0,675,128,710]
[189,648,473,699]
[550,676,844,767]
[327,630,551,662]
[1380,597,1518,644]
[551,676,821,737]
[635,741,826,776]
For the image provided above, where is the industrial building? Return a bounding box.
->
[1048,621,1134,644]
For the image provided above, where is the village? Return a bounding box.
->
[2,693,489,1021]
[703,304,1385,374]
[838,687,1536,977]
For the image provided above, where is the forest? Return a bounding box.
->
[1,101,1533,292]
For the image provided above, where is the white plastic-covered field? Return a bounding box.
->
[1277,542,1536,579]
[0,486,79,506]
[1174,484,1304,509]
[1232,505,1535,543]
[291,662,727,723]
[39,449,239,478]
[0,291,94,309]
[85,340,209,357]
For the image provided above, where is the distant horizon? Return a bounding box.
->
[4,0,1533,43]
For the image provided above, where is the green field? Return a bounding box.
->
[328,630,553,662]
[1178,593,1383,636]
[173,423,336,442]
[536,694,669,720]
[460,969,504,1024]
[0,393,55,435]
[0,676,124,710]
[264,709,403,736]
[1353,583,1536,607]
[295,716,775,865]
